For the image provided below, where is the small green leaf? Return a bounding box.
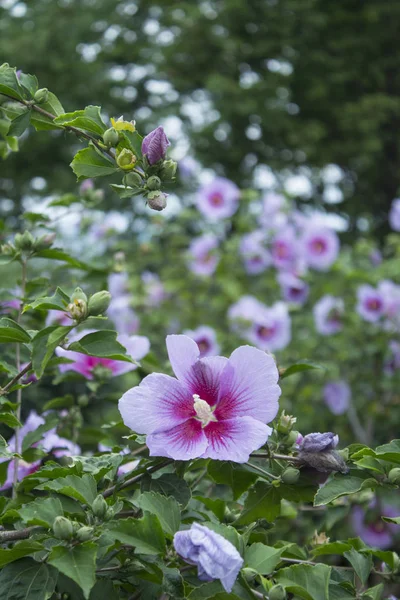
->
[0,541,44,568]
[31,325,74,378]
[67,330,133,362]
[382,515,400,524]
[162,567,185,599]
[314,475,377,507]
[0,64,23,100]
[280,361,325,379]
[36,474,97,505]
[30,92,65,131]
[343,548,372,584]
[71,146,118,181]
[119,130,143,158]
[244,543,284,575]
[109,184,142,198]
[48,542,97,600]
[19,497,64,527]
[24,287,70,313]
[0,318,31,343]
[18,73,38,97]
[142,473,191,508]
[0,412,22,428]
[0,558,58,600]
[54,106,107,136]
[134,491,180,536]
[7,110,31,136]
[104,514,166,554]
[234,481,281,525]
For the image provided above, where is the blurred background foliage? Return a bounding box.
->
[1,0,400,239]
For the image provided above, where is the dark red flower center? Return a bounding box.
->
[197,338,211,355]
[209,192,224,207]
[274,241,289,259]
[256,325,276,340]
[311,238,327,254]
[366,298,382,312]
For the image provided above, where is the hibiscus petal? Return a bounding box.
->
[118,373,195,434]
[166,334,200,384]
[215,345,280,422]
[202,416,271,462]
[110,335,150,376]
[147,419,208,460]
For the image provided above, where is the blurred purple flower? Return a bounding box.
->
[369,249,382,267]
[119,335,280,462]
[188,234,219,276]
[179,157,197,179]
[323,381,351,415]
[174,523,243,592]
[107,296,139,335]
[356,285,385,323]
[248,302,291,352]
[271,226,298,271]
[277,272,309,305]
[196,178,239,220]
[314,295,344,335]
[301,226,339,271]
[56,329,149,379]
[389,198,400,231]
[384,340,400,375]
[351,503,398,549]
[142,126,170,165]
[141,271,167,307]
[228,296,264,328]
[299,432,339,452]
[108,272,130,298]
[183,326,220,358]
[258,192,287,230]
[45,310,72,328]
[79,179,94,195]
[239,231,271,275]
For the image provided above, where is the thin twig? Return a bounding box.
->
[1,361,32,395]
[0,526,41,542]
[245,462,280,481]
[102,460,171,498]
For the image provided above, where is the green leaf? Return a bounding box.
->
[0,412,22,428]
[244,543,284,575]
[188,581,243,600]
[36,474,97,505]
[314,475,377,507]
[312,542,352,557]
[18,73,38,97]
[7,110,31,136]
[67,330,133,362]
[195,496,226,521]
[382,515,400,524]
[0,318,31,343]
[134,491,180,536]
[24,287,70,313]
[362,583,384,600]
[31,325,74,378]
[48,542,97,600]
[207,461,257,500]
[276,563,332,600]
[0,541,44,568]
[162,567,185,599]
[109,184,142,198]
[21,413,59,453]
[143,473,191,508]
[0,558,58,600]
[70,146,118,181]
[19,497,64,527]
[234,481,281,525]
[343,548,372,584]
[35,248,97,271]
[0,64,23,100]
[120,130,143,158]
[30,92,65,131]
[104,514,166,554]
[374,439,400,464]
[280,361,325,379]
[54,106,107,136]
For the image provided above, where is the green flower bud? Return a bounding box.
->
[159,159,177,180]
[286,430,300,446]
[34,88,49,104]
[53,516,74,540]
[281,467,300,484]
[103,127,120,147]
[92,494,108,519]
[71,287,88,304]
[147,190,167,212]
[14,230,35,252]
[104,507,115,521]
[33,233,56,251]
[277,410,297,434]
[67,299,88,321]
[88,290,112,316]
[116,148,137,171]
[242,568,257,583]
[146,175,162,190]
[388,468,400,485]
[77,394,89,407]
[75,526,94,542]
[269,585,287,600]
[124,171,143,188]
[1,243,15,255]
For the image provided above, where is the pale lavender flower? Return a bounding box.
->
[56,329,149,379]
[258,192,287,231]
[118,335,280,462]
[108,272,130,298]
[141,271,167,307]
[239,231,271,275]
[248,302,291,352]
[142,126,170,165]
[379,280,400,330]
[271,226,298,271]
[299,432,339,452]
[356,285,385,323]
[107,296,139,335]
[45,310,72,328]
[188,234,219,277]
[323,381,350,415]
[277,272,309,305]
[98,443,139,475]
[314,295,344,335]
[351,503,398,549]
[389,198,400,231]
[79,179,94,195]
[301,226,339,271]
[183,326,220,358]
[179,157,197,179]
[384,341,400,375]
[369,249,382,267]
[174,523,244,592]
[196,178,240,220]
[228,296,265,328]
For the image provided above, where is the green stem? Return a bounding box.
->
[102,459,171,498]
[0,361,32,395]
[245,461,280,481]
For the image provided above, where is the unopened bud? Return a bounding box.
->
[15,231,35,252]
[159,159,177,180]
[146,175,161,190]
[104,507,115,521]
[1,243,15,255]
[53,516,74,540]
[103,127,119,148]
[92,494,108,519]
[67,299,88,321]
[281,467,300,484]
[124,171,143,188]
[147,190,167,212]
[286,430,300,446]
[116,148,137,171]
[298,450,349,474]
[269,585,287,600]
[388,468,400,485]
[75,526,94,542]
[70,287,88,304]
[88,291,111,316]
[277,410,297,434]
[34,88,49,104]
[242,568,257,583]
[34,233,56,251]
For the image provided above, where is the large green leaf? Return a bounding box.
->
[24,287,70,313]
[48,542,97,600]
[7,110,31,136]
[104,514,166,554]
[36,474,97,505]
[234,481,281,525]
[31,325,74,378]
[70,146,119,180]
[35,248,97,271]
[54,106,107,136]
[142,472,191,508]
[19,497,64,527]
[0,412,21,428]
[0,318,31,343]
[0,541,44,568]
[67,330,134,362]
[343,548,372,585]
[134,491,180,536]
[276,563,332,600]
[244,543,284,575]
[0,558,58,600]
[207,461,257,500]
[314,475,377,507]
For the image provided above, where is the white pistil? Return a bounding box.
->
[193,394,217,427]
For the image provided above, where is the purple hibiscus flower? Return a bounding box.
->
[108,272,130,298]
[196,178,240,221]
[323,381,351,415]
[141,271,167,307]
[239,231,271,275]
[183,326,220,358]
[389,198,400,231]
[141,126,170,165]
[56,329,150,379]
[313,295,344,335]
[107,296,139,335]
[118,335,280,462]
[248,302,291,352]
[258,192,287,230]
[300,225,339,271]
[277,272,309,305]
[299,432,339,452]
[188,234,219,277]
[271,226,298,271]
[228,296,265,328]
[174,523,243,592]
[384,340,400,375]
[356,285,386,323]
[351,502,398,549]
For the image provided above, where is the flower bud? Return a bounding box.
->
[34,88,49,104]
[53,516,74,540]
[110,116,136,132]
[88,291,112,316]
[14,231,35,252]
[92,494,108,519]
[103,127,120,147]
[286,430,300,446]
[147,190,167,211]
[67,299,88,321]
[1,243,15,255]
[70,287,88,304]
[242,568,257,583]
[116,148,137,171]
[146,175,162,190]
[388,468,400,485]
[75,526,94,542]
[34,233,56,251]
[124,171,143,188]
[269,585,287,600]
[159,159,177,180]
[104,507,115,521]
[277,410,297,434]
[281,467,300,484]
[141,126,170,165]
